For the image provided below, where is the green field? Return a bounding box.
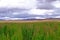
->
[0,22,60,40]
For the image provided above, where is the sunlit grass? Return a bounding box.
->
[0,22,60,40]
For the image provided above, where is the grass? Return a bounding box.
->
[0,21,60,40]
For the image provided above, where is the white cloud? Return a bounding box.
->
[0,0,37,9]
[0,17,10,20]
[35,17,45,19]
[6,18,23,20]
[12,12,20,15]
[51,1,60,8]
[45,10,54,15]
[0,17,25,20]
[54,16,60,18]
[29,9,49,15]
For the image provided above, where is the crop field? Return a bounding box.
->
[0,20,60,40]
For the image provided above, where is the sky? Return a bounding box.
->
[0,0,60,8]
[0,0,37,9]
[51,0,60,8]
[0,0,60,20]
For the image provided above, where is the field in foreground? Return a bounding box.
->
[0,20,60,40]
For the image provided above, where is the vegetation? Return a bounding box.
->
[0,22,60,40]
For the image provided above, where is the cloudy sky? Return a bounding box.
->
[0,0,37,9]
[0,0,60,8]
[0,0,60,20]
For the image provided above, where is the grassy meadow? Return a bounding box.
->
[0,21,60,40]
